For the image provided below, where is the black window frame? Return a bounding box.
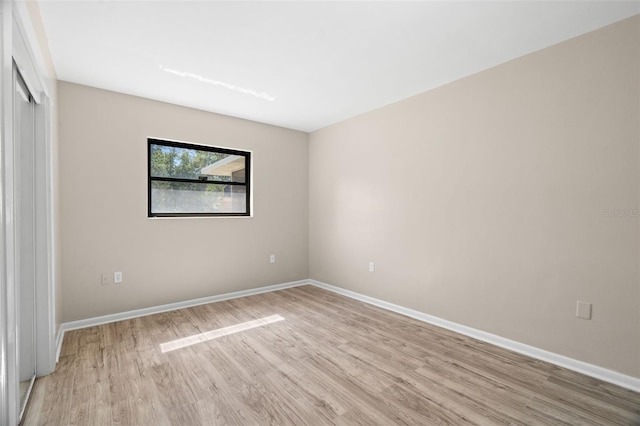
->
[147,138,251,218]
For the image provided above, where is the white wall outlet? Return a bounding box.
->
[576,301,592,320]
[101,273,111,285]
[369,262,375,272]
[270,254,276,264]
[114,271,123,284]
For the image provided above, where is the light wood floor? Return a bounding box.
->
[23,285,640,425]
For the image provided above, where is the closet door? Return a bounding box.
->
[14,63,36,420]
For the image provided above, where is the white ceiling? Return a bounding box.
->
[38,1,639,132]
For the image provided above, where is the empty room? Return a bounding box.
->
[1,0,639,425]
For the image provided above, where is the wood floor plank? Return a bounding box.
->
[271,359,350,417]
[546,368,640,414]
[23,285,640,426]
[534,375,640,425]
[335,406,393,426]
[406,364,531,425]
[68,381,112,426]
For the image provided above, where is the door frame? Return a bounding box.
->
[0,2,56,424]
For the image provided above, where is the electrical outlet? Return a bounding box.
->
[270,254,276,264]
[114,271,123,284]
[576,301,592,320]
[101,273,111,286]
[369,262,375,272]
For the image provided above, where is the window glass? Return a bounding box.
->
[148,139,250,217]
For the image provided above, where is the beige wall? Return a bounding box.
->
[309,16,640,377]
[58,82,308,321]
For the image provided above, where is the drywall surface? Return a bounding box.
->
[58,82,308,321]
[309,16,640,377]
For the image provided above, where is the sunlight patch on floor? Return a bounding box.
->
[160,314,285,353]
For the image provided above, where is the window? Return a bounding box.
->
[148,139,251,217]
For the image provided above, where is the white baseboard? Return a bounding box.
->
[308,279,640,393]
[55,328,64,362]
[55,277,640,392]
[55,279,308,358]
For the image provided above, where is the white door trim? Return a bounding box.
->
[0,2,55,424]
[1,4,19,425]
[34,93,55,376]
